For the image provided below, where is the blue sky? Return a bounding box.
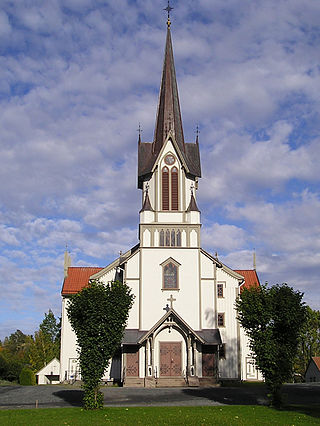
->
[0,0,320,339]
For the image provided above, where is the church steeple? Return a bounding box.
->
[137,14,201,190]
[153,25,185,156]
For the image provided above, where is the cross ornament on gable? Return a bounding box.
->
[163,304,170,313]
[167,294,176,309]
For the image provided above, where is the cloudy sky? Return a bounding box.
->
[1,0,320,339]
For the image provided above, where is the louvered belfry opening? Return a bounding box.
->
[171,166,178,210]
[162,167,169,210]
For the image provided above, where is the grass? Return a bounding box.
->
[0,405,319,425]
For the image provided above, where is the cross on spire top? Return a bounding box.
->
[164,1,173,28]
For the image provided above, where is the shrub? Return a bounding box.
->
[19,367,36,386]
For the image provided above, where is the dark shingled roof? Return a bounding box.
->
[139,192,154,212]
[138,27,201,189]
[197,329,222,345]
[122,330,146,345]
[186,193,200,212]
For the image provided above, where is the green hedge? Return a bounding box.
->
[19,367,36,386]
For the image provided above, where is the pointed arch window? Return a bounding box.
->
[165,229,170,246]
[171,229,175,247]
[176,230,181,247]
[171,166,178,210]
[160,230,164,247]
[161,258,181,290]
[162,167,169,210]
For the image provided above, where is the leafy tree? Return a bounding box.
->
[40,309,61,344]
[2,330,32,362]
[67,280,134,409]
[236,283,307,407]
[28,310,61,371]
[19,367,36,385]
[294,306,320,379]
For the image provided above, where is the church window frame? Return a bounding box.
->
[160,258,181,291]
[161,153,179,211]
[165,229,170,246]
[162,166,170,210]
[217,283,224,298]
[217,313,225,327]
[159,229,165,246]
[176,229,181,246]
[171,166,179,211]
[171,229,176,246]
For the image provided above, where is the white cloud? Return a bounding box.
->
[0,0,320,338]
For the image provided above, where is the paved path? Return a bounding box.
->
[0,383,319,409]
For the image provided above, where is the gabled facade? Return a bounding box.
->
[60,19,262,386]
[305,357,320,382]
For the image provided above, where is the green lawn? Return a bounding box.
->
[0,406,319,425]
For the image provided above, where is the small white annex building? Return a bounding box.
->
[305,357,320,382]
[60,17,262,387]
[36,358,60,385]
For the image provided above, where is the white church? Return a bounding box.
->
[60,16,262,387]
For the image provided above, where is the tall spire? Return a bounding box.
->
[153,21,185,155]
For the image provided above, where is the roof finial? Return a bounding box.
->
[164,1,173,28]
[195,125,200,144]
[137,122,142,144]
[253,249,256,270]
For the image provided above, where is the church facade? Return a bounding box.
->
[60,20,262,386]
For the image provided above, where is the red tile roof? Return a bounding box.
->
[235,269,260,291]
[62,267,103,295]
[313,357,320,371]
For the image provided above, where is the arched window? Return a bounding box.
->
[160,230,164,246]
[176,230,181,247]
[162,167,169,210]
[161,259,180,289]
[171,229,175,247]
[165,229,170,246]
[171,167,178,210]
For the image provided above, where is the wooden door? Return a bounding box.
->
[126,350,139,377]
[160,342,182,376]
[202,353,215,377]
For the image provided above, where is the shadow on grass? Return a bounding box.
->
[182,385,269,406]
[182,384,320,420]
[282,404,320,420]
[52,390,84,407]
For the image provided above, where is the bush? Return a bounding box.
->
[19,367,36,386]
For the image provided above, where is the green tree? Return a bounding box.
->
[0,330,32,381]
[67,280,134,409]
[28,310,61,371]
[40,309,61,344]
[236,283,307,407]
[294,306,320,378]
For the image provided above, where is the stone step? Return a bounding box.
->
[156,377,187,387]
[123,377,145,387]
[199,377,219,387]
[187,376,200,387]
